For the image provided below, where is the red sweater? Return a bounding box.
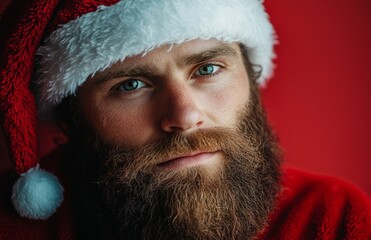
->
[0,167,370,239]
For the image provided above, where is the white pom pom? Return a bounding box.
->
[11,165,64,220]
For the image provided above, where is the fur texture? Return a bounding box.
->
[36,0,276,115]
[11,165,64,220]
[0,0,60,173]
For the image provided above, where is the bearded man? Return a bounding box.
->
[0,0,370,239]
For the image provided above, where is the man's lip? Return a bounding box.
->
[156,151,220,170]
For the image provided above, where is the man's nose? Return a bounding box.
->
[160,83,204,133]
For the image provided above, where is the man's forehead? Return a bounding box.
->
[119,39,238,62]
[89,39,241,84]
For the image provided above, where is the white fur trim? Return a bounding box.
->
[36,0,276,115]
[11,165,64,220]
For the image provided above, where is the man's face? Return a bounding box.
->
[78,39,249,155]
[69,39,280,239]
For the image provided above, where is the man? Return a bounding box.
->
[0,0,370,239]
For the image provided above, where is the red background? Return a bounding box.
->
[1,0,370,195]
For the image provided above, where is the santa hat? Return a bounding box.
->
[0,0,276,219]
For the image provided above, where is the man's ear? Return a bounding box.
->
[38,121,70,158]
[52,95,78,144]
[54,121,70,145]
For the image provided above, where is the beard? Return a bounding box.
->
[66,85,282,240]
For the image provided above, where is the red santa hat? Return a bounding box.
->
[0,0,276,219]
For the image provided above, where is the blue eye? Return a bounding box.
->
[194,64,220,76]
[119,79,146,92]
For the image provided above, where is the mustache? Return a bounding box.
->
[104,127,250,181]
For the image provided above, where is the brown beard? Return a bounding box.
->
[65,82,282,240]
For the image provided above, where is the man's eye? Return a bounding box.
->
[118,79,146,92]
[194,64,221,76]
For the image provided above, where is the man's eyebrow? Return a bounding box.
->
[92,44,238,85]
[182,44,238,66]
[92,66,156,85]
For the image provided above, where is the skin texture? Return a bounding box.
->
[78,39,250,152]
